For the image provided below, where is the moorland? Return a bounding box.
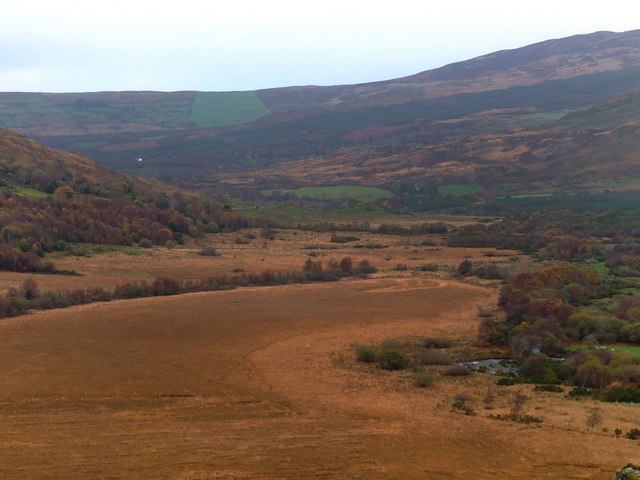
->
[2,29,640,479]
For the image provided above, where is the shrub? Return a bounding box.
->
[379,349,410,370]
[626,428,640,440]
[533,384,564,393]
[452,400,476,416]
[355,259,377,275]
[497,377,517,386]
[380,338,404,350]
[568,387,593,397]
[418,350,453,366]
[420,263,438,272]
[330,235,360,243]
[356,346,377,363]
[444,365,471,376]
[414,371,434,388]
[197,246,219,256]
[458,260,472,276]
[421,336,454,349]
[339,257,354,275]
[139,238,153,248]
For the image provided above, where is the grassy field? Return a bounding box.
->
[0,91,271,132]
[190,92,271,128]
[437,184,483,195]
[567,344,640,355]
[0,231,636,478]
[261,185,395,202]
[13,185,50,198]
[0,266,637,478]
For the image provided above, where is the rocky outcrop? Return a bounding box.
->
[614,465,640,480]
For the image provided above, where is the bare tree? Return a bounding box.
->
[586,403,603,430]
[483,387,495,410]
[510,392,526,420]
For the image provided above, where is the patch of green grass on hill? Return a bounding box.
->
[518,111,574,125]
[262,185,395,202]
[438,184,483,196]
[510,193,553,199]
[13,186,50,198]
[191,92,271,128]
[566,344,640,355]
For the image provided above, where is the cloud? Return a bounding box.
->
[1,0,639,92]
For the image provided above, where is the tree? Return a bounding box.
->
[586,403,602,430]
[458,259,472,276]
[510,392,526,420]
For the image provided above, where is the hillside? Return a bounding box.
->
[0,127,168,195]
[1,29,640,204]
[0,127,247,273]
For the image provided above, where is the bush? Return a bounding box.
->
[452,400,476,416]
[197,246,219,256]
[139,238,153,248]
[330,235,360,243]
[356,346,377,363]
[355,259,377,275]
[421,336,454,349]
[533,384,564,393]
[414,371,434,388]
[458,259,472,276]
[380,338,404,350]
[497,377,517,386]
[443,365,471,376]
[420,263,439,272]
[379,348,410,370]
[417,350,453,366]
[626,428,640,440]
[568,386,593,397]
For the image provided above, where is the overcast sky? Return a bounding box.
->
[1,1,639,93]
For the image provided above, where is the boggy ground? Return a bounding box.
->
[0,228,519,293]
[0,276,638,479]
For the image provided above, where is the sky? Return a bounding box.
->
[2,0,639,93]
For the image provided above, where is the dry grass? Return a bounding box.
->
[0,229,520,294]
[0,275,637,478]
[0,232,633,478]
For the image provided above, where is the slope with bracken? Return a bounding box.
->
[0,127,246,273]
[217,84,640,198]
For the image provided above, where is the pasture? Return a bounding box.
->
[261,185,396,202]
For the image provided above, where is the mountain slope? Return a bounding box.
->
[219,86,640,196]
[0,127,169,195]
[2,30,640,186]
[257,30,640,110]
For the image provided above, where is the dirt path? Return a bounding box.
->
[0,278,636,478]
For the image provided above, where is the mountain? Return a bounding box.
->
[1,30,640,194]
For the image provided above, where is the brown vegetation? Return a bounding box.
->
[0,277,637,478]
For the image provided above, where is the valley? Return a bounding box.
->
[2,28,640,479]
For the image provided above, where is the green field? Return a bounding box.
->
[261,185,395,202]
[190,92,271,128]
[13,186,50,198]
[566,344,640,355]
[437,184,483,196]
[0,92,271,131]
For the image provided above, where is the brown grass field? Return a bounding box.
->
[0,231,638,478]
